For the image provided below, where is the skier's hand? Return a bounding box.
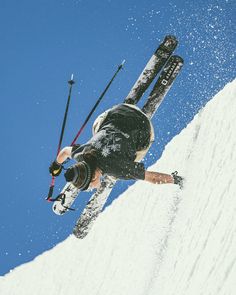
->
[49,160,62,176]
[171,171,184,189]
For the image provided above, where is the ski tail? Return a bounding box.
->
[142,55,184,119]
[73,176,116,239]
[124,35,178,105]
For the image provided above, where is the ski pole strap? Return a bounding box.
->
[71,60,125,146]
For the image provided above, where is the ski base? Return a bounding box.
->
[52,183,79,215]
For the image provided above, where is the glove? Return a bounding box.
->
[49,160,62,176]
[171,171,184,189]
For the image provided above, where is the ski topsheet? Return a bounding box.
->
[124,35,178,105]
[52,35,184,239]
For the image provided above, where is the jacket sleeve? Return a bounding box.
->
[107,159,145,180]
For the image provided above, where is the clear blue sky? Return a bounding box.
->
[0,0,235,275]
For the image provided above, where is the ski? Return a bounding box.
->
[73,176,116,238]
[124,35,178,105]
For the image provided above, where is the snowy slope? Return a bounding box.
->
[1,80,236,295]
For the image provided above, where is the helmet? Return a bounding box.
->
[64,161,92,191]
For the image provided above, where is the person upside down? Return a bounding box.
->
[49,103,183,191]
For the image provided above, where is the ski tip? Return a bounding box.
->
[121,59,126,66]
[165,35,178,42]
[171,55,184,64]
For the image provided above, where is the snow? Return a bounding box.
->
[1,80,236,294]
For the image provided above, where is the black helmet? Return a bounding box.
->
[64,161,92,191]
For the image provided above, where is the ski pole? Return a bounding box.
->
[46,61,125,202]
[46,75,75,201]
[70,60,125,146]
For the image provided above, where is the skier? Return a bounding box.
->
[49,103,183,191]
[47,35,184,237]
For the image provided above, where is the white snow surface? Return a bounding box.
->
[1,80,236,295]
